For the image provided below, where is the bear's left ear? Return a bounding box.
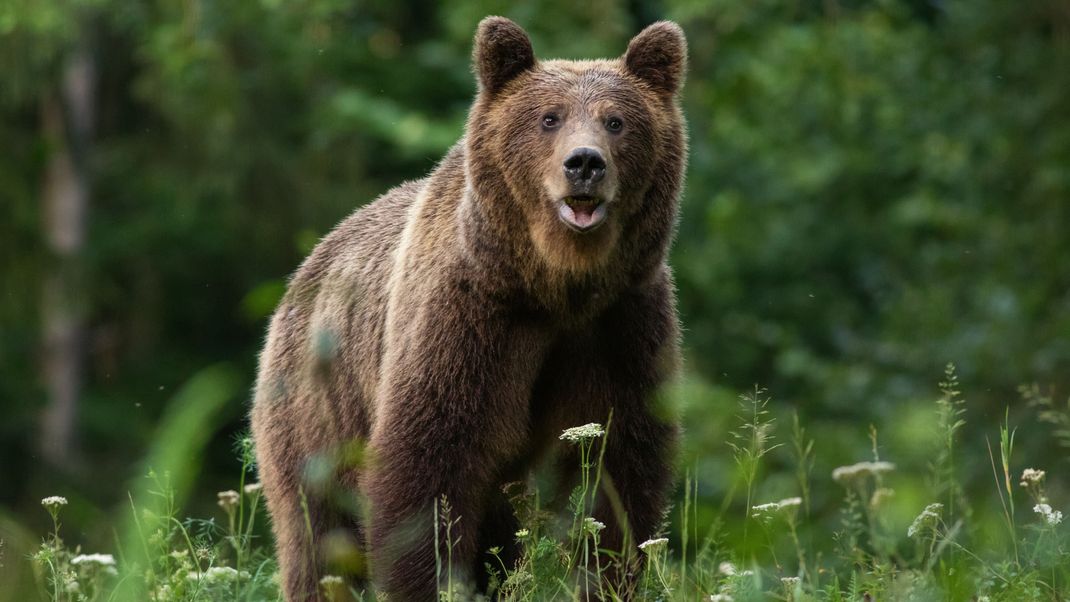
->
[624,21,688,97]
[474,17,536,95]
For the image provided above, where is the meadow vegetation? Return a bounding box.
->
[28,367,1070,601]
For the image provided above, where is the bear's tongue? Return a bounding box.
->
[571,204,597,227]
[560,198,606,231]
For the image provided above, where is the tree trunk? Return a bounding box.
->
[40,39,95,467]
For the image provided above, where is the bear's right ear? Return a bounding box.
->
[473,17,535,95]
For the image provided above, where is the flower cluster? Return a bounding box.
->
[1020,468,1045,487]
[71,553,116,567]
[41,495,69,525]
[638,537,668,554]
[41,496,68,510]
[751,497,802,522]
[217,490,240,511]
[583,517,606,535]
[831,461,895,483]
[320,575,344,586]
[72,553,118,577]
[187,566,250,585]
[1034,503,1064,526]
[153,584,173,600]
[870,487,895,507]
[320,573,346,600]
[751,502,779,515]
[907,503,943,538]
[559,423,605,442]
[1019,468,1050,505]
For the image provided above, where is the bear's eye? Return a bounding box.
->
[541,114,560,130]
[605,117,624,133]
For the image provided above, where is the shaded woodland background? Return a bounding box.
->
[1,0,1069,598]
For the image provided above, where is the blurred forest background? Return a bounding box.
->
[1,0,1069,598]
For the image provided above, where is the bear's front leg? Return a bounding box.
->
[595,402,678,598]
[594,278,680,598]
[365,295,546,600]
[541,273,680,599]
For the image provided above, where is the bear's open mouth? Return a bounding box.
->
[558,196,607,232]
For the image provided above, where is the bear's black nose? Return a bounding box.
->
[563,147,606,185]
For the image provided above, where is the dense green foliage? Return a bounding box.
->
[2,0,1069,600]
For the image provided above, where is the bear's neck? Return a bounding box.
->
[453,177,623,325]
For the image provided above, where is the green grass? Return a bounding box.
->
[28,366,1070,601]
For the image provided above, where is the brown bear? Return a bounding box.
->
[251,16,687,601]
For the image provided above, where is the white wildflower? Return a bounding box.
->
[751,502,780,518]
[718,561,737,576]
[638,537,668,553]
[752,497,803,520]
[583,517,606,534]
[41,496,69,509]
[319,575,344,586]
[739,569,755,577]
[1034,503,1064,526]
[710,595,735,602]
[559,423,605,442]
[1020,468,1045,487]
[777,497,803,509]
[217,490,240,511]
[781,576,800,585]
[871,487,895,507]
[832,461,896,483]
[71,553,116,567]
[515,529,529,538]
[187,566,250,584]
[64,572,80,593]
[72,554,118,577]
[243,482,263,495]
[907,503,943,538]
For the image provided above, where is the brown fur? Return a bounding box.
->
[251,17,687,601]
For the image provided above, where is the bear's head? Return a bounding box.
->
[466,17,687,275]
